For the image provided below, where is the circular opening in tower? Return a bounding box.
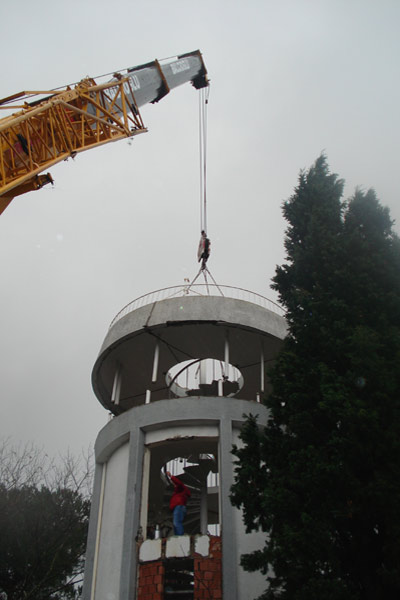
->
[166,358,243,397]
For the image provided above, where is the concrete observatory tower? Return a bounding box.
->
[83,284,286,600]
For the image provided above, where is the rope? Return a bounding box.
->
[199,86,210,233]
[198,91,203,232]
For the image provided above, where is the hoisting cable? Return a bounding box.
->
[199,90,204,232]
[186,85,224,297]
[199,85,210,234]
[197,86,211,272]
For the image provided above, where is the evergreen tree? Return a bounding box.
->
[0,485,90,600]
[0,441,92,600]
[231,156,400,599]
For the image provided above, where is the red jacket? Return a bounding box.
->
[169,475,191,510]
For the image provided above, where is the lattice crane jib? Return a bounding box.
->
[0,50,208,214]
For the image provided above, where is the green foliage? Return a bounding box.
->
[0,484,90,600]
[0,442,92,600]
[231,156,400,599]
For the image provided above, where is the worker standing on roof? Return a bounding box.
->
[166,471,191,535]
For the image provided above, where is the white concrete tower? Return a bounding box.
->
[83,284,287,600]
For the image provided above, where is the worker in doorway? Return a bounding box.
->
[197,230,210,270]
[166,471,191,535]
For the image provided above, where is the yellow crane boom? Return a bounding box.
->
[0,50,208,214]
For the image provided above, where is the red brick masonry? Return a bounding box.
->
[194,537,222,599]
[137,560,165,600]
[137,536,222,600]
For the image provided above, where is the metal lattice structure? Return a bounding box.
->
[0,50,208,214]
[0,78,147,213]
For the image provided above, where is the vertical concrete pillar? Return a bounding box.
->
[200,484,208,535]
[111,363,122,406]
[82,463,106,600]
[151,343,159,383]
[119,428,145,600]
[219,417,238,600]
[139,448,151,540]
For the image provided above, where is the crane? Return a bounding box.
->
[0,50,208,214]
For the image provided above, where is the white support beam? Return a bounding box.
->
[200,484,208,535]
[111,363,122,405]
[224,332,230,377]
[260,345,265,393]
[151,343,160,383]
[139,448,151,540]
[199,359,207,385]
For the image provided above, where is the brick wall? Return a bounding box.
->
[137,560,164,600]
[137,535,222,600]
[194,536,222,599]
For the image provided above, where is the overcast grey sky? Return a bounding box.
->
[0,0,399,457]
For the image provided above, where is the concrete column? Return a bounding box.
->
[260,345,265,393]
[151,343,159,383]
[139,448,151,540]
[199,359,207,385]
[224,331,230,376]
[119,428,145,600]
[82,463,106,600]
[111,363,122,405]
[219,417,238,600]
[200,484,208,535]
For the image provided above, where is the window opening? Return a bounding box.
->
[143,445,219,540]
[164,558,194,599]
[166,358,243,398]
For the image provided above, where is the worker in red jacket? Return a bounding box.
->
[166,471,191,535]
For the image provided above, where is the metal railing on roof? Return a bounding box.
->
[109,284,285,328]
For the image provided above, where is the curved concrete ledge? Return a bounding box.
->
[94,396,269,463]
[103,295,287,352]
[109,284,285,327]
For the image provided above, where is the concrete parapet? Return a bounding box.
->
[165,534,191,558]
[139,539,162,562]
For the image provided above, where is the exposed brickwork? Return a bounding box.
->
[194,536,222,599]
[137,536,222,600]
[137,561,165,600]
